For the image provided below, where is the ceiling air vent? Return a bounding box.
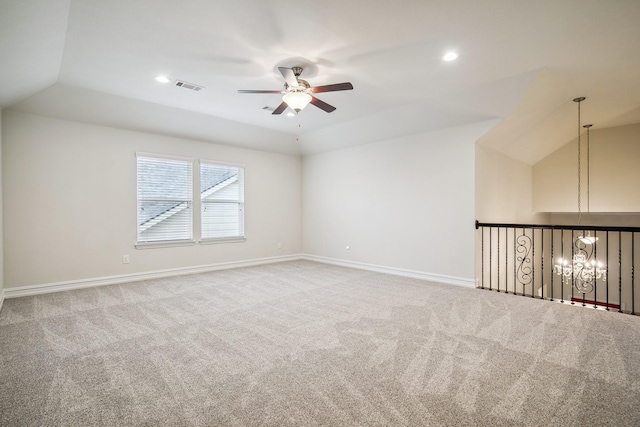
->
[174,80,204,91]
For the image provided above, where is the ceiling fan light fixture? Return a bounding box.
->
[282,91,312,112]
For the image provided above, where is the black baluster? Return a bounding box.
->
[571,230,575,305]
[593,231,598,309]
[481,226,485,289]
[513,227,517,295]
[560,229,565,304]
[632,233,636,316]
[541,229,544,300]
[497,227,500,293]
[505,227,509,294]
[550,228,554,302]
[489,227,492,291]
[619,231,623,313]
[606,231,610,311]
[578,230,589,307]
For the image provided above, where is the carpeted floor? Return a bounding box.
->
[1,260,639,426]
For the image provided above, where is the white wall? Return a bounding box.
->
[0,112,4,309]
[2,111,302,288]
[302,121,495,281]
[475,144,547,224]
[533,124,640,214]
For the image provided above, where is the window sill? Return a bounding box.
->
[200,237,246,245]
[135,240,196,250]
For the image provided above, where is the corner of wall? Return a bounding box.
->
[302,254,476,288]
[0,110,4,310]
[475,143,536,223]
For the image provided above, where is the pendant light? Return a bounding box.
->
[554,97,606,294]
[578,122,598,244]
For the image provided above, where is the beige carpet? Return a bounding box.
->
[1,260,639,426]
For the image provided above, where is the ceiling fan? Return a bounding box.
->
[238,66,353,115]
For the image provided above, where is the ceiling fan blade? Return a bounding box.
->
[310,96,336,113]
[311,82,354,93]
[272,102,288,115]
[278,67,299,88]
[238,89,283,94]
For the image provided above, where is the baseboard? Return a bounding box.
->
[3,254,303,299]
[302,254,475,288]
[570,297,623,311]
[2,253,474,300]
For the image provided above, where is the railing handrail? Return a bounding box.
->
[476,220,640,233]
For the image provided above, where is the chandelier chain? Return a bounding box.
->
[577,99,582,225]
[586,125,590,219]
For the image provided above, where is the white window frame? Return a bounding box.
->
[199,160,246,244]
[136,153,195,249]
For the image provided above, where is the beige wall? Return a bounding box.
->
[2,111,302,288]
[302,121,495,281]
[533,124,640,214]
[475,144,547,224]
[546,213,640,227]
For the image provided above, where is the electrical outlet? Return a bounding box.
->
[122,255,130,264]
[277,242,282,249]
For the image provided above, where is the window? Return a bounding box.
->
[200,162,245,241]
[137,154,193,245]
[136,154,245,247]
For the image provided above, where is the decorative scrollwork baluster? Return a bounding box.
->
[516,230,532,295]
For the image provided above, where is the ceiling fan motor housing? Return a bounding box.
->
[285,79,311,91]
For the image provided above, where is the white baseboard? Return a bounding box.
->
[2,253,474,300]
[302,254,475,288]
[3,254,303,299]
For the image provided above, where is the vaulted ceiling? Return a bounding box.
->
[2,0,640,163]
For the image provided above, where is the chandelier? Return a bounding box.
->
[553,97,606,294]
[555,254,607,293]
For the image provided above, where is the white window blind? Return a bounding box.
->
[200,162,244,240]
[137,154,193,244]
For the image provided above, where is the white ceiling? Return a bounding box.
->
[2,0,640,163]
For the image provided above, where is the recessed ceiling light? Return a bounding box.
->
[286,111,296,117]
[155,75,171,83]
[443,52,459,62]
